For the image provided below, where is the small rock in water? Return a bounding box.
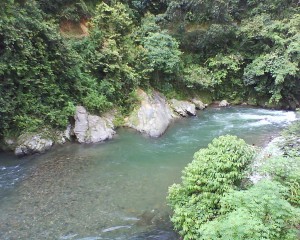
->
[190,98,206,110]
[169,99,196,116]
[219,100,230,107]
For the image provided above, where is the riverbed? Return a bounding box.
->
[0,107,296,240]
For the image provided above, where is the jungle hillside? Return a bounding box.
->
[1,0,300,138]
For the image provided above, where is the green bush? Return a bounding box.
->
[0,1,82,135]
[135,14,183,86]
[200,180,299,240]
[168,134,300,240]
[259,157,300,206]
[167,135,255,239]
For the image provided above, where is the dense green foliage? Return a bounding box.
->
[0,0,183,137]
[241,14,300,104]
[70,2,139,109]
[167,135,255,239]
[0,0,299,137]
[1,1,300,237]
[259,157,300,206]
[167,135,300,240]
[165,0,300,105]
[136,14,182,86]
[258,121,300,206]
[0,1,80,133]
[200,180,299,240]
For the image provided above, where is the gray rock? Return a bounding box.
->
[102,110,117,129]
[190,98,206,110]
[169,99,196,116]
[86,115,115,143]
[73,106,115,143]
[56,124,73,144]
[219,100,230,107]
[126,89,174,137]
[64,124,73,141]
[74,106,89,143]
[15,134,53,156]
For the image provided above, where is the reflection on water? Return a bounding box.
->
[0,107,296,239]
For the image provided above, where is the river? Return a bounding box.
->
[0,107,296,240]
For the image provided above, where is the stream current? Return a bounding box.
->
[0,107,297,240]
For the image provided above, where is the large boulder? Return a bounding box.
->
[15,134,53,157]
[73,106,115,143]
[169,99,196,117]
[126,89,174,137]
[190,98,207,110]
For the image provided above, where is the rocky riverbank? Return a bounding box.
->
[3,89,226,157]
[3,88,296,157]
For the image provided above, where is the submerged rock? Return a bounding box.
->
[73,106,115,143]
[15,134,53,157]
[169,99,196,116]
[219,100,230,107]
[126,89,174,137]
[190,98,207,110]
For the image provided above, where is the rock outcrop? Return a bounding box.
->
[219,100,230,107]
[190,98,207,110]
[15,134,53,157]
[73,106,115,143]
[169,99,196,117]
[126,89,174,137]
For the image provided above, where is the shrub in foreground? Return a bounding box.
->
[167,135,255,239]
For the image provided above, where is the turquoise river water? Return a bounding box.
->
[0,107,297,240]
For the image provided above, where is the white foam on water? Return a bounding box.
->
[122,217,140,221]
[237,113,267,120]
[248,119,272,127]
[267,111,296,123]
[236,110,296,127]
[76,237,103,240]
[60,234,78,240]
[102,225,132,233]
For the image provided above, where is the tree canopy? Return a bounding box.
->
[0,0,299,136]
